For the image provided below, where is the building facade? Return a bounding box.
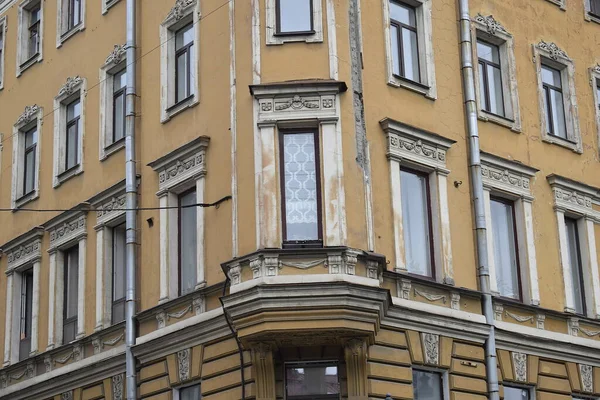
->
[0,0,599,398]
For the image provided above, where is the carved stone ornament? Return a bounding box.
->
[579,327,600,337]
[16,104,40,126]
[414,288,446,304]
[156,311,166,329]
[44,355,53,373]
[58,76,83,97]
[105,44,126,65]
[536,314,546,330]
[96,195,126,220]
[482,166,530,192]
[505,311,534,324]
[92,337,102,354]
[536,41,569,61]
[388,134,446,165]
[167,305,191,321]
[450,293,460,310]
[473,14,508,36]
[279,259,326,270]
[157,151,205,189]
[177,348,191,381]
[512,352,527,382]
[275,95,320,111]
[366,260,379,280]
[7,239,41,271]
[228,264,241,285]
[422,333,440,365]
[399,279,411,300]
[61,391,73,400]
[0,372,6,389]
[112,374,124,400]
[494,304,504,321]
[48,215,86,248]
[193,296,204,315]
[579,364,593,393]
[553,188,592,210]
[568,318,580,336]
[166,0,195,21]
[9,361,35,381]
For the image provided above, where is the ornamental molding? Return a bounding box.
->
[399,279,411,300]
[579,327,600,337]
[580,364,593,393]
[547,175,598,218]
[505,311,534,324]
[193,296,205,315]
[535,41,570,62]
[481,153,537,198]
[167,305,192,321]
[414,288,446,304]
[0,372,6,389]
[422,333,439,365]
[8,361,35,382]
[54,344,82,365]
[279,259,326,270]
[473,14,509,36]
[47,214,87,250]
[96,195,126,226]
[105,44,126,66]
[156,311,166,329]
[58,76,83,97]
[326,250,360,276]
[450,293,460,311]
[16,104,41,126]
[568,318,580,336]
[512,352,527,382]
[165,0,196,23]
[536,314,546,330]
[177,348,191,381]
[5,238,42,272]
[112,374,124,400]
[494,304,504,321]
[251,255,280,279]
[61,391,73,400]
[92,333,124,354]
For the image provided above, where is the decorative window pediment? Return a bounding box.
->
[547,175,599,219]
[46,212,87,252]
[99,44,127,161]
[481,152,538,199]
[2,228,43,273]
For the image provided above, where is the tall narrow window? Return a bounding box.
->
[112,223,126,324]
[541,64,567,140]
[280,130,322,247]
[179,385,201,400]
[504,386,530,400]
[591,0,600,16]
[179,189,197,296]
[477,40,504,117]
[0,24,4,84]
[68,0,82,31]
[27,5,41,60]
[19,269,34,361]
[276,0,313,34]
[65,98,81,171]
[23,127,37,196]
[112,69,126,145]
[286,363,339,399]
[565,218,585,315]
[63,246,79,344]
[490,198,521,300]
[413,370,443,400]
[390,1,420,83]
[596,80,600,112]
[175,24,194,104]
[400,168,434,278]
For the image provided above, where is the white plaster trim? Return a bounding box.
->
[582,218,600,318]
[265,0,323,45]
[547,175,599,219]
[3,273,13,365]
[47,251,57,349]
[47,213,87,251]
[159,0,200,123]
[251,0,260,84]
[52,76,86,187]
[0,16,6,90]
[16,0,44,77]
[326,0,338,80]
[136,309,223,346]
[584,0,600,23]
[471,14,522,133]
[591,66,600,157]
[391,296,487,324]
[382,0,437,99]
[533,41,582,153]
[3,229,43,272]
[101,0,121,15]
[55,0,86,48]
[229,0,238,258]
[99,45,126,161]
[544,0,567,10]
[11,105,43,209]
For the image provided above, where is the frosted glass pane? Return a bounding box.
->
[550,89,567,139]
[176,53,188,102]
[391,25,400,76]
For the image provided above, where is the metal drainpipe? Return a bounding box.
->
[457,1,499,400]
[125,0,138,397]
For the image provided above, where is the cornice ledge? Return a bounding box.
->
[379,117,456,149]
[481,152,539,177]
[249,79,348,98]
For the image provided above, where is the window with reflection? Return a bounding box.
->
[112,69,126,145]
[23,127,37,196]
[565,218,586,315]
[591,0,600,17]
[541,64,567,140]
[27,4,41,60]
[112,223,126,324]
[67,0,82,31]
[413,369,443,400]
[400,168,433,277]
[179,189,197,296]
[276,0,313,34]
[504,386,530,400]
[280,130,322,247]
[65,98,81,171]
[175,24,195,104]
[19,269,34,361]
[390,1,420,83]
[63,245,79,344]
[490,198,521,300]
[477,40,504,117]
[286,363,339,399]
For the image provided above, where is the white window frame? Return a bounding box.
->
[99,44,126,161]
[584,0,600,23]
[265,0,323,45]
[173,382,201,400]
[11,104,42,209]
[533,41,582,153]
[412,366,450,400]
[52,75,86,187]
[250,81,347,251]
[547,175,600,318]
[2,228,43,366]
[102,0,120,15]
[382,0,437,99]
[16,0,43,76]
[45,212,87,349]
[160,0,200,123]
[56,0,86,47]
[545,0,566,10]
[149,137,209,304]
[0,16,7,91]
[471,14,521,133]
[591,65,600,158]
[380,118,455,285]
[481,152,539,305]
[91,181,126,331]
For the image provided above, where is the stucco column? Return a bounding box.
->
[195,175,206,289]
[435,171,453,285]
[389,158,405,272]
[555,210,576,313]
[344,338,369,399]
[3,271,14,366]
[583,217,600,318]
[95,226,105,331]
[30,260,41,355]
[251,343,275,400]
[483,189,499,294]
[321,118,346,247]
[257,122,279,249]
[77,237,87,339]
[521,199,540,305]
[47,250,57,350]
[159,193,169,304]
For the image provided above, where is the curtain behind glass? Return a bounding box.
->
[490,199,519,299]
[180,190,197,295]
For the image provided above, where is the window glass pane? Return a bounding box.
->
[541,65,561,87]
[25,128,37,147]
[114,92,125,141]
[66,123,79,169]
[65,247,79,319]
[549,88,567,139]
[490,199,519,299]
[114,69,126,92]
[390,1,416,26]
[504,386,529,400]
[24,150,35,194]
[286,364,339,396]
[31,7,41,24]
[180,385,201,400]
[278,0,312,33]
[113,224,126,301]
[67,99,81,120]
[176,52,188,102]
[592,0,600,14]
[401,28,420,82]
[283,133,319,241]
[391,24,400,76]
[400,169,432,277]
[73,0,81,25]
[176,24,194,49]
[478,62,488,111]
[21,270,34,337]
[565,218,585,314]
[478,41,500,64]
[486,65,504,116]
[596,82,600,109]
[180,190,197,296]
[413,370,442,400]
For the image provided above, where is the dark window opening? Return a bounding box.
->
[112,69,127,145]
[65,98,81,171]
[477,39,505,117]
[565,217,586,315]
[112,223,126,324]
[285,362,340,399]
[413,369,443,400]
[63,246,79,344]
[179,188,197,296]
[276,0,314,35]
[175,24,194,104]
[390,1,421,83]
[490,197,522,300]
[23,127,37,196]
[541,64,567,140]
[19,269,34,361]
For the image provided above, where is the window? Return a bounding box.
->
[16,0,43,75]
[63,245,79,344]
[112,69,126,145]
[565,218,586,315]
[100,45,126,160]
[591,69,600,159]
[65,98,81,171]
[413,369,443,400]
[27,5,41,59]
[400,168,434,278]
[383,0,436,98]
[477,40,504,117]
[56,0,85,46]
[177,384,201,400]
[19,269,33,361]
[12,105,42,209]
[160,0,199,122]
[102,0,121,14]
[280,130,323,248]
[390,1,420,83]
[541,64,567,140]
[67,0,82,31]
[592,0,600,16]
[490,198,521,300]
[111,223,126,324]
[285,363,339,399]
[276,0,313,35]
[175,24,194,104]
[504,386,530,400]
[179,189,197,296]
[23,127,37,196]
[0,17,5,89]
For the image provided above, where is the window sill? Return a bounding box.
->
[585,12,600,24]
[100,137,126,161]
[17,53,42,76]
[13,189,39,211]
[57,23,84,48]
[541,133,582,154]
[161,95,198,123]
[267,29,323,45]
[388,76,435,100]
[54,164,83,188]
[478,110,521,133]
[273,30,316,37]
[282,240,323,249]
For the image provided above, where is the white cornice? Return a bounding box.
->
[481,152,538,198]
[547,174,600,219]
[45,213,87,252]
[1,227,44,272]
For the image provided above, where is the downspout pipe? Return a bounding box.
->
[125,0,138,398]
[457,2,499,400]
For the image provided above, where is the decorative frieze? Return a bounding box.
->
[16,104,41,126]
[512,352,527,382]
[96,195,126,225]
[505,311,534,324]
[399,279,411,300]
[494,304,504,321]
[579,364,593,393]
[473,14,508,36]
[579,327,600,337]
[414,288,446,304]
[105,44,126,65]
[167,305,192,321]
[536,41,569,62]
[8,361,35,382]
[536,314,546,330]
[450,293,460,311]
[422,333,440,365]
[177,348,191,381]
[48,214,87,250]
[480,153,537,198]
[61,391,73,400]
[547,175,599,219]
[94,333,125,353]
[553,188,593,211]
[6,238,42,272]
[58,76,83,97]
